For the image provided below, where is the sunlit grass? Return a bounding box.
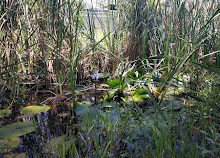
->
[0,0,219,157]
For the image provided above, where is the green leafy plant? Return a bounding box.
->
[22,105,51,115]
[0,121,36,138]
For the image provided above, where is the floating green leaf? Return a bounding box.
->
[2,153,27,158]
[0,121,36,138]
[0,137,20,152]
[22,106,51,115]
[0,110,12,118]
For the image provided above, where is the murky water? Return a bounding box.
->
[0,95,205,157]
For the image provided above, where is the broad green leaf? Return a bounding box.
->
[103,91,117,101]
[0,137,20,152]
[0,121,36,138]
[132,88,149,98]
[126,71,136,79]
[100,83,110,87]
[106,79,120,89]
[0,110,11,118]
[22,106,51,115]
[126,71,141,79]
[2,153,27,158]
[131,96,145,103]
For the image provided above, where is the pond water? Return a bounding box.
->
[0,88,204,157]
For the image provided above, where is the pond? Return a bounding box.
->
[0,84,204,158]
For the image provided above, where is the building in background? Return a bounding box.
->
[82,0,116,9]
[81,0,117,31]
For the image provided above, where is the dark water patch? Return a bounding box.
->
[0,106,73,157]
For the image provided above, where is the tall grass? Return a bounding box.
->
[0,0,219,157]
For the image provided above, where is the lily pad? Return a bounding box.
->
[0,121,36,138]
[106,79,121,89]
[0,137,20,152]
[0,110,12,118]
[22,106,51,115]
[2,153,27,158]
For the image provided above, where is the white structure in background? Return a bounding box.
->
[82,0,115,9]
[81,0,117,31]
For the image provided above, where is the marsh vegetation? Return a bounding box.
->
[0,0,219,157]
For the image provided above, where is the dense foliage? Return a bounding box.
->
[0,0,219,157]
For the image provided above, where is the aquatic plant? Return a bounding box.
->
[0,0,219,157]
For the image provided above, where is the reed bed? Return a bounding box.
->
[0,0,219,157]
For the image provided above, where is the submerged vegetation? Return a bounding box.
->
[0,0,219,157]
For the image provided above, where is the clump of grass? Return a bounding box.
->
[0,0,219,157]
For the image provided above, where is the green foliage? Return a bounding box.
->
[0,110,12,118]
[0,121,36,138]
[22,106,51,115]
[46,135,78,158]
[0,0,219,157]
[132,87,149,98]
[103,90,117,101]
[106,79,121,89]
[126,71,141,79]
[97,72,109,79]
[1,153,28,158]
[0,137,20,153]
